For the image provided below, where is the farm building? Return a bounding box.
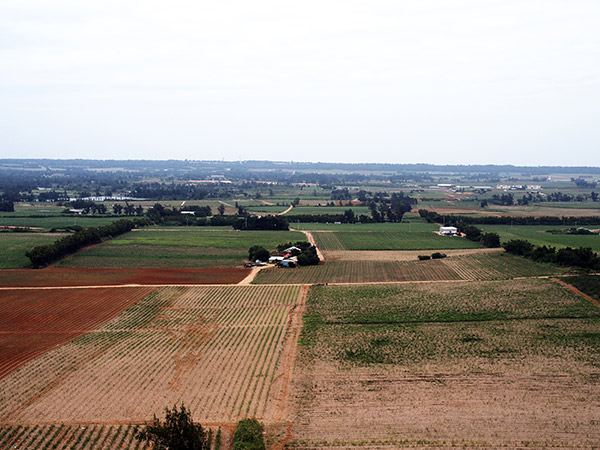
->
[439,226,458,235]
[269,256,285,264]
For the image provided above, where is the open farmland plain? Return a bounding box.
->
[0,285,307,448]
[253,253,561,285]
[287,279,600,449]
[56,227,305,268]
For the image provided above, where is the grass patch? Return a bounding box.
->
[314,231,480,251]
[58,227,304,268]
[0,233,67,268]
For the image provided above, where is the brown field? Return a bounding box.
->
[0,285,306,427]
[253,253,559,285]
[286,280,600,449]
[0,287,153,379]
[323,247,504,261]
[0,267,249,287]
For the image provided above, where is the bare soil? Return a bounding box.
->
[324,247,504,261]
[0,267,249,287]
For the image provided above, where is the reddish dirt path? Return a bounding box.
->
[551,278,600,307]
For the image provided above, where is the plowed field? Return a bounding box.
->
[288,280,600,449]
[253,253,559,285]
[0,267,249,287]
[0,287,153,379]
[0,285,306,425]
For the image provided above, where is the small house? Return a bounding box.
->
[269,256,285,264]
[439,226,458,236]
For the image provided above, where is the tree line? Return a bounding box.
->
[503,239,600,270]
[25,218,149,267]
[419,209,600,226]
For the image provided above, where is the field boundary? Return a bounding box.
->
[551,277,600,307]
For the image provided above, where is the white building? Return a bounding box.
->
[439,226,458,235]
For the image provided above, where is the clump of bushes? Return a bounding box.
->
[504,239,600,270]
[233,418,265,450]
[418,253,447,260]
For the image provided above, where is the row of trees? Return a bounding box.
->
[25,218,148,267]
[504,239,600,270]
[0,200,14,212]
[419,209,600,226]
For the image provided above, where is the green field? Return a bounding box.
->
[285,206,372,216]
[0,233,66,268]
[481,224,600,251]
[303,279,600,333]
[57,227,305,268]
[0,216,123,231]
[292,221,435,231]
[313,230,481,251]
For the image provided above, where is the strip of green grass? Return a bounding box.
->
[0,233,67,268]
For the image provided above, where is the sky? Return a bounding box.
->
[1,0,599,166]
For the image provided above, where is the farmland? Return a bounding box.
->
[0,285,306,426]
[479,224,600,252]
[57,227,305,268]
[0,267,249,287]
[253,253,559,284]
[0,215,123,231]
[0,233,67,268]
[288,279,600,448]
[292,220,436,232]
[313,230,481,251]
[0,287,153,379]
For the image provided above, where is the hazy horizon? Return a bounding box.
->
[1,1,599,166]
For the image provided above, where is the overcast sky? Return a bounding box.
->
[1,1,599,166]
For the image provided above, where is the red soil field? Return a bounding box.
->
[0,287,154,379]
[0,267,249,287]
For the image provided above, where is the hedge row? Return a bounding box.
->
[25,218,149,268]
[503,239,600,270]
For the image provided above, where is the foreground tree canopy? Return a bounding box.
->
[136,404,208,450]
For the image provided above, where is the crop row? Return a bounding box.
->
[253,260,463,284]
[0,287,153,379]
[442,253,560,280]
[0,285,304,424]
[253,253,560,285]
[0,424,144,450]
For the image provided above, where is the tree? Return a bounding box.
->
[136,404,207,450]
[218,204,225,216]
[248,245,270,262]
